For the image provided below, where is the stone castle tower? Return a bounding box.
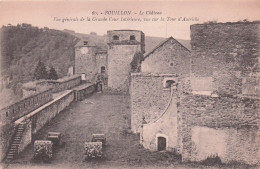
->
[75,40,97,81]
[107,30,145,92]
[75,40,108,82]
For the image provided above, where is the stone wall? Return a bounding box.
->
[130,73,177,133]
[0,90,74,162]
[0,123,15,161]
[0,88,52,124]
[25,90,74,135]
[190,126,260,165]
[108,45,143,92]
[95,51,108,74]
[190,22,260,96]
[42,75,81,93]
[75,46,97,82]
[142,37,190,77]
[0,83,98,161]
[142,89,178,152]
[17,120,31,154]
[74,83,96,101]
[0,90,74,161]
[107,30,145,53]
[178,93,260,164]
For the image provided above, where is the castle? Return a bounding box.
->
[75,30,145,92]
[75,22,260,164]
[131,22,260,164]
[0,22,259,164]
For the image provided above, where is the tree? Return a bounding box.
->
[48,66,58,80]
[130,52,144,73]
[34,60,48,80]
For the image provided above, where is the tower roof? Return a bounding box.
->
[144,37,190,59]
[75,39,96,48]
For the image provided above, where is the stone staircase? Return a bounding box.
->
[5,122,26,161]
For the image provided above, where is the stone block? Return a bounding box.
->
[84,142,103,159]
[34,140,53,160]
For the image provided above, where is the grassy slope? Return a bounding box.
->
[0,24,79,97]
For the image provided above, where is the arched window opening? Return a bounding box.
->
[165,80,175,88]
[113,35,119,40]
[84,41,88,45]
[6,111,8,117]
[130,35,136,40]
[101,66,106,73]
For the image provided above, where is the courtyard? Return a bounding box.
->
[2,92,255,169]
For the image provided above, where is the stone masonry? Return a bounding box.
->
[142,37,190,78]
[107,30,145,92]
[131,22,260,165]
[190,22,260,96]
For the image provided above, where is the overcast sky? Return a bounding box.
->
[0,0,259,39]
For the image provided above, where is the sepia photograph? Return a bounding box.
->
[0,0,259,168]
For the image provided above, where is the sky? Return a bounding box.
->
[0,0,260,39]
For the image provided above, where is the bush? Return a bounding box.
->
[200,155,222,166]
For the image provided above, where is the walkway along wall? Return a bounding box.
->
[0,88,52,125]
[0,83,97,161]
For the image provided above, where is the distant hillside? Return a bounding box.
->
[0,25,189,98]
[1,24,79,95]
[63,30,191,53]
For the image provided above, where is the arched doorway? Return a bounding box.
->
[157,137,166,151]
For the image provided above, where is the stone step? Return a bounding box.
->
[7,152,16,155]
[6,155,14,159]
[11,145,18,148]
[17,127,25,129]
[10,147,18,150]
[17,129,24,131]
[8,152,17,155]
[11,143,20,146]
[9,149,18,152]
[6,156,14,159]
[7,154,15,158]
[12,141,20,144]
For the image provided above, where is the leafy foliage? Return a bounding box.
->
[34,60,48,80]
[130,52,144,73]
[1,23,79,93]
[48,66,58,80]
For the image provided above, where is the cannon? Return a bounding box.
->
[84,142,103,159]
[91,134,106,147]
[47,132,63,146]
[34,140,53,161]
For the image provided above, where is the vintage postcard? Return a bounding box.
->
[0,0,259,169]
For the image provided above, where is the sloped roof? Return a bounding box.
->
[74,39,107,53]
[144,37,190,59]
[74,39,96,47]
